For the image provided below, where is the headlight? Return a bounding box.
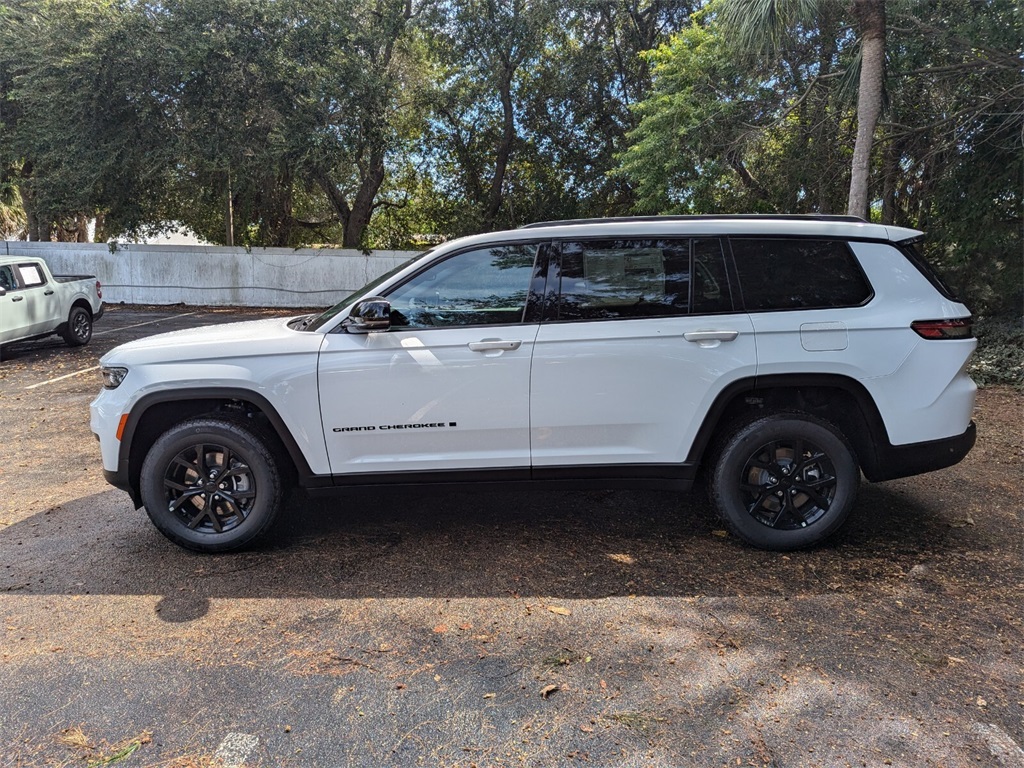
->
[101,366,128,389]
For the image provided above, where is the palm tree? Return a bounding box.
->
[720,0,886,219]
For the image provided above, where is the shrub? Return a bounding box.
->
[968,317,1024,388]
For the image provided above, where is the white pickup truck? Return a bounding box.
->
[0,255,104,350]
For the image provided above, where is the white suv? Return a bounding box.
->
[91,216,977,552]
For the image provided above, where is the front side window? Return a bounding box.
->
[0,265,17,291]
[386,244,538,328]
[730,239,872,311]
[555,239,691,321]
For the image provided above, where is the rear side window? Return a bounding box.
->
[555,239,692,320]
[730,239,871,311]
[16,263,46,288]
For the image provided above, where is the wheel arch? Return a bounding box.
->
[118,387,320,506]
[687,374,892,482]
[70,297,94,316]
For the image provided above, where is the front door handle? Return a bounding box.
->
[684,330,739,343]
[11,295,24,302]
[468,340,522,352]
[44,289,54,295]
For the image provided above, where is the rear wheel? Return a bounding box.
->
[710,413,859,550]
[140,418,282,552]
[62,306,92,346]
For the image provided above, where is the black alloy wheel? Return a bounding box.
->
[140,419,282,552]
[63,306,92,346]
[711,413,859,550]
[163,441,256,534]
[738,437,837,530]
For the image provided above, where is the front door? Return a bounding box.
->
[0,264,31,343]
[317,243,543,477]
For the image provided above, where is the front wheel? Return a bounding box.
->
[140,419,282,552]
[710,414,860,551]
[62,306,92,346]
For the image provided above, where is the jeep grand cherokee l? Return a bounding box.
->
[91,215,977,552]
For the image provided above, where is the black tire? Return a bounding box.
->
[710,413,859,551]
[62,305,92,346]
[140,418,282,552]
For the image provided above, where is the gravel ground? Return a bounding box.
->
[0,305,1021,768]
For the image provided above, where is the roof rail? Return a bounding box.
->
[519,214,867,229]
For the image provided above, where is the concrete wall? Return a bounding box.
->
[1,241,419,308]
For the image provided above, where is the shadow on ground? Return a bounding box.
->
[1,480,983,619]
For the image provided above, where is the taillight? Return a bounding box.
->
[911,318,973,339]
[96,280,102,299]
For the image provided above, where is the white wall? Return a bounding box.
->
[1,241,418,308]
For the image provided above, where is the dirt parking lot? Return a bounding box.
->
[1,304,1021,768]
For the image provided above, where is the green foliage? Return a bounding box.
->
[618,0,1022,315]
[969,318,1024,389]
[0,0,1017,325]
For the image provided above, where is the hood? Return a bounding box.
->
[100,316,321,366]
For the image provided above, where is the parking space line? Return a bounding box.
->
[24,365,100,390]
[92,311,199,336]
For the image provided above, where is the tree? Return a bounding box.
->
[719,0,886,218]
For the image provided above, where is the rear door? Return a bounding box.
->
[14,261,61,336]
[529,237,757,474]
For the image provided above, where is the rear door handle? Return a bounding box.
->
[468,340,522,352]
[683,330,739,343]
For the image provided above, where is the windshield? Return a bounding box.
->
[303,255,423,332]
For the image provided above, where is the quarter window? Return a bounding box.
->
[730,239,871,311]
[386,244,537,328]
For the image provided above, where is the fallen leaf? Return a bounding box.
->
[540,684,560,699]
[547,605,571,616]
[712,530,729,538]
[433,624,448,633]
[483,693,496,699]
[606,553,636,565]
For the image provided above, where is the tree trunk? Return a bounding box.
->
[344,156,386,249]
[482,74,515,231]
[847,0,886,219]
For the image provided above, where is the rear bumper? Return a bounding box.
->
[865,421,977,482]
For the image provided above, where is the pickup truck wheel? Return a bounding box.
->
[140,419,282,553]
[62,306,92,346]
[711,414,859,551]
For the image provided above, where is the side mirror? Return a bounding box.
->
[0,287,6,297]
[342,297,391,334]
